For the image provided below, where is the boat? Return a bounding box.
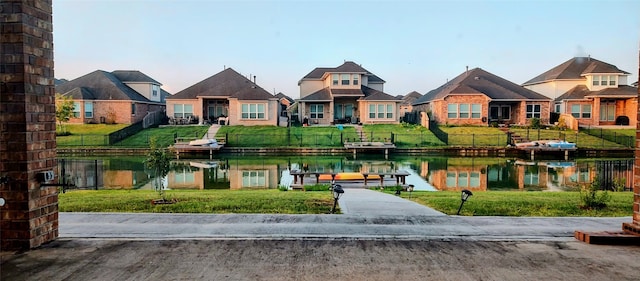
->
[188,139,219,147]
[546,140,576,149]
[514,140,576,149]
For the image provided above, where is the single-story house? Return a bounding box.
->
[413,68,552,126]
[165,68,280,126]
[55,70,168,124]
[523,57,637,127]
[297,61,401,125]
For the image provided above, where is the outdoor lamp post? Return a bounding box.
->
[331,184,344,214]
[408,184,414,199]
[456,189,473,215]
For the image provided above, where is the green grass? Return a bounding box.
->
[362,124,445,147]
[59,189,337,214]
[57,124,129,134]
[440,126,508,147]
[115,125,209,148]
[217,125,358,147]
[396,190,633,216]
[510,128,626,148]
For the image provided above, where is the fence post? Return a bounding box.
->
[340,132,343,145]
[472,134,475,147]
[526,128,530,141]
[94,159,98,190]
[391,133,394,143]
[537,128,540,140]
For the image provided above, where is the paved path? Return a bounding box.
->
[203,124,220,139]
[338,188,445,216]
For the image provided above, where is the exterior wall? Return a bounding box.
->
[367,82,384,92]
[227,98,278,126]
[301,102,332,125]
[299,80,324,98]
[125,82,162,103]
[431,95,489,126]
[0,0,58,250]
[166,99,199,119]
[228,164,278,190]
[66,100,163,124]
[359,101,401,124]
[524,80,582,101]
[515,101,551,125]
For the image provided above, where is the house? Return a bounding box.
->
[523,57,637,127]
[399,91,423,117]
[165,68,279,126]
[275,92,295,115]
[55,70,168,124]
[297,61,401,125]
[413,68,552,126]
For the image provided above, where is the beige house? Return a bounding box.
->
[523,57,637,127]
[297,61,401,125]
[166,68,280,126]
[413,68,552,126]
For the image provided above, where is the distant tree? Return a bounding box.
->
[55,93,75,134]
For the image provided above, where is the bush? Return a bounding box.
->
[278,185,289,191]
[303,183,331,191]
[529,118,541,129]
[579,178,611,209]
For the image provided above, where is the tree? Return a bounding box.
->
[144,137,173,203]
[55,93,75,134]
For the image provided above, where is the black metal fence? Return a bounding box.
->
[595,159,634,190]
[581,128,635,148]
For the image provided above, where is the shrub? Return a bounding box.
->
[278,185,289,191]
[303,183,331,191]
[490,121,498,128]
[579,177,611,209]
[529,117,541,129]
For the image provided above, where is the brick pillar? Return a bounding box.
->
[0,0,58,250]
[625,49,640,235]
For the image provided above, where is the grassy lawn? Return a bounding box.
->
[115,125,209,148]
[57,124,129,146]
[217,125,358,147]
[59,189,336,214]
[439,126,508,147]
[362,124,445,147]
[396,190,633,216]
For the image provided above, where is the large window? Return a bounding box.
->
[173,104,193,118]
[526,104,541,118]
[353,74,359,85]
[73,102,81,118]
[471,104,481,118]
[241,103,266,119]
[310,104,323,119]
[368,103,394,119]
[593,75,617,86]
[242,171,266,187]
[599,100,615,121]
[571,104,591,119]
[447,104,457,118]
[84,102,93,118]
[341,74,350,85]
[459,104,470,118]
[449,103,481,119]
[332,74,339,86]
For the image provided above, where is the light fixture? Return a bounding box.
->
[457,189,473,215]
[408,184,414,199]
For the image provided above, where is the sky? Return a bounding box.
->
[53,0,640,98]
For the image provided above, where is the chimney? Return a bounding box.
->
[466,66,469,76]
[254,75,256,84]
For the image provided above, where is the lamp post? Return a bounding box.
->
[456,189,473,215]
[408,184,414,199]
[331,184,344,214]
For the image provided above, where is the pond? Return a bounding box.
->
[56,156,633,192]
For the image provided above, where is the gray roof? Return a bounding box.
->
[275,92,295,103]
[168,68,274,101]
[55,70,152,102]
[414,68,551,106]
[556,85,638,101]
[524,57,630,85]
[299,85,399,102]
[300,61,385,83]
[111,70,161,85]
[299,88,332,101]
[360,86,400,101]
[401,91,422,105]
[331,89,364,97]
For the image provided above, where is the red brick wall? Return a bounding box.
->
[0,0,58,249]
[432,95,489,126]
[635,49,640,227]
[67,101,165,124]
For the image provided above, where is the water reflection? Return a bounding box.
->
[57,156,633,192]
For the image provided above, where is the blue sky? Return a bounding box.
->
[53,0,639,98]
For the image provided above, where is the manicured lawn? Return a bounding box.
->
[217,125,358,147]
[509,128,626,148]
[115,125,209,148]
[57,124,129,146]
[362,124,445,147]
[395,190,633,217]
[59,189,336,214]
[439,126,508,147]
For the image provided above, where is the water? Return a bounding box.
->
[56,156,633,192]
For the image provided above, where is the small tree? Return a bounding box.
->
[55,93,75,134]
[144,137,172,203]
[579,176,611,210]
[529,117,541,129]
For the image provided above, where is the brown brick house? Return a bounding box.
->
[413,68,552,126]
[56,70,168,124]
[523,57,637,127]
[165,68,280,126]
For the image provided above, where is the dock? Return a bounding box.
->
[344,141,396,159]
[517,146,577,160]
[289,170,410,188]
[171,137,226,159]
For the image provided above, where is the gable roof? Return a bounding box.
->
[168,68,274,100]
[111,70,161,85]
[275,92,294,103]
[556,85,638,101]
[299,61,385,84]
[55,70,152,102]
[299,88,332,101]
[524,57,630,85]
[401,91,422,105]
[414,68,551,106]
[360,86,400,101]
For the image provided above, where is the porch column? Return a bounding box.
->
[0,0,58,250]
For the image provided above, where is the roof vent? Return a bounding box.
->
[474,76,480,80]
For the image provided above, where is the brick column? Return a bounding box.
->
[625,49,640,235]
[0,0,58,250]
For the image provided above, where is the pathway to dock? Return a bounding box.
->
[337,188,445,216]
[204,124,221,139]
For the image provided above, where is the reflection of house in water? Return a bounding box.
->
[60,159,104,189]
[166,161,230,190]
[429,167,486,191]
[229,163,278,189]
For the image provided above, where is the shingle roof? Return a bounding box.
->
[556,85,638,101]
[414,68,550,106]
[360,86,400,101]
[300,61,386,83]
[111,70,161,84]
[55,70,151,102]
[275,92,294,103]
[401,91,422,105]
[299,88,332,101]
[331,89,364,97]
[524,57,630,85]
[168,68,274,100]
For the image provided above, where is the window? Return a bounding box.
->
[242,171,266,187]
[599,100,615,121]
[581,105,591,118]
[84,102,93,118]
[471,104,481,118]
[131,103,136,115]
[173,104,193,118]
[353,74,359,85]
[241,103,266,119]
[341,74,350,85]
[152,89,158,97]
[368,103,394,119]
[332,74,338,86]
[571,105,580,118]
[446,172,456,187]
[609,75,616,86]
[310,104,323,119]
[592,75,600,86]
[459,104,469,118]
[447,104,457,118]
[457,172,468,187]
[526,104,541,118]
[501,106,511,120]
[469,172,480,187]
[555,103,561,113]
[73,102,81,118]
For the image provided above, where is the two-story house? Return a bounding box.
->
[55,70,168,124]
[297,61,401,125]
[523,57,638,127]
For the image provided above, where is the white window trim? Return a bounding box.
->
[368,103,395,119]
[310,104,324,119]
[241,103,267,120]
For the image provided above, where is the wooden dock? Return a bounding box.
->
[344,142,396,159]
[517,146,577,160]
[171,137,226,159]
[289,170,410,187]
